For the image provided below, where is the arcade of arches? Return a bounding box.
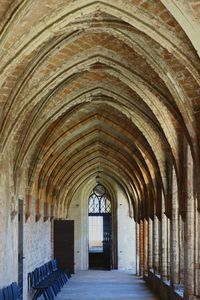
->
[0,0,200,299]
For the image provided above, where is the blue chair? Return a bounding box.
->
[39,266,60,296]
[43,287,55,300]
[11,282,19,300]
[53,259,71,279]
[0,289,4,300]
[28,260,69,300]
[3,285,13,300]
[45,263,64,290]
[30,269,55,300]
[49,260,68,284]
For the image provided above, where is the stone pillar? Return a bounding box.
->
[161,213,168,280]
[143,219,148,275]
[148,218,153,271]
[25,187,32,222]
[136,222,140,276]
[179,215,185,285]
[160,192,168,279]
[196,211,200,297]
[153,216,159,274]
[139,220,144,276]
[184,146,195,299]
[170,166,180,287]
[167,217,170,280]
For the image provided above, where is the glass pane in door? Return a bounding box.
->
[89,216,103,253]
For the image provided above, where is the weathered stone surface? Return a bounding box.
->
[0,1,200,299]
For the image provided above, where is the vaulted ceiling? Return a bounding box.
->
[0,0,200,219]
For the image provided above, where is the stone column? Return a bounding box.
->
[194,209,200,298]
[184,146,195,299]
[196,211,200,297]
[136,222,140,276]
[139,220,144,276]
[170,166,180,288]
[179,214,185,286]
[143,219,148,275]
[148,218,153,271]
[167,217,170,280]
[160,192,168,280]
[161,213,168,280]
[153,216,159,274]
[25,187,32,222]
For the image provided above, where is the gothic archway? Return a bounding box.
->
[88,184,116,270]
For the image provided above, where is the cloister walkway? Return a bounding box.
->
[54,270,159,300]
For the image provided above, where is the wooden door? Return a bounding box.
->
[103,214,112,269]
[18,199,24,299]
[54,220,74,274]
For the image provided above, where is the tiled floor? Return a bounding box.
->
[50,270,159,300]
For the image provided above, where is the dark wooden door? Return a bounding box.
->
[18,199,24,299]
[54,220,74,274]
[103,214,112,270]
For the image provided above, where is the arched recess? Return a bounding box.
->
[88,182,115,270]
[65,173,136,271]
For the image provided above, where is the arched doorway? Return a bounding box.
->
[88,184,113,270]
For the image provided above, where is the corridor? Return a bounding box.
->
[54,270,158,300]
[1,1,200,299]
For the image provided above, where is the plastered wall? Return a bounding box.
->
[117,189,136,272]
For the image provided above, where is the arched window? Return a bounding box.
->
[88,184,111,214]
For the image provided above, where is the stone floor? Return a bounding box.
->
[48,270,159,300]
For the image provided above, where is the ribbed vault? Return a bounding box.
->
[0,0,200,221]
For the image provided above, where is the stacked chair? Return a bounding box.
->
[0,282,19,300]
[28,259,70,300]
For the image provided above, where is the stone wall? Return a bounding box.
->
[0,150,18,287]
[0,149,53,300]
[24,217,52,299]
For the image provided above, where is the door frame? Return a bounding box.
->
[88,210,118,270]
[88,213,112,270]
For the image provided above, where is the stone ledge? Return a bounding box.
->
[145,270,183,300]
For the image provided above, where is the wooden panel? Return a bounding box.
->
[54,220,74,274]
[103,214,112,269]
